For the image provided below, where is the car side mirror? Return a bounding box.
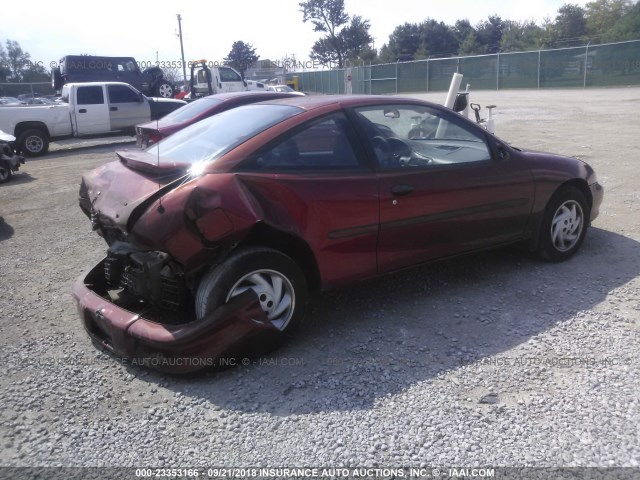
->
[496,143,510,161]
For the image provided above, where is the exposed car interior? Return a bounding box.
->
[355,105,492,168]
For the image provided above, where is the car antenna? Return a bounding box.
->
[156,115,165,214]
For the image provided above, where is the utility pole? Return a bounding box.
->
[176,14,187,91]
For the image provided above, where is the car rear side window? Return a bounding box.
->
[242,113,364,171]
[76,86,104,105]
[146,104,303,167]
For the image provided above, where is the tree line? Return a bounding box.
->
[300,0,640,67]
[0,41,49,83]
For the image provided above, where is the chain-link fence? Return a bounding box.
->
[0,81,55,99]
[290,40,640,95]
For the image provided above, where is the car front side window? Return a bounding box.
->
[219,67,241,82]
[108,85,139,104]
[353,104,492,170]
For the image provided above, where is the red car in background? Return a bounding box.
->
[75,95,603,372]
[135,91,299,148]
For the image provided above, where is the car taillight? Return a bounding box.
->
[147,132,164,146]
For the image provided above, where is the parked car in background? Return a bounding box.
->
[266,85,304,95]
[0,97,27,105]
[0,129,25,183]
[135,91,300,148]
[52,55,175,98]
[0,82,185,156]
[246,80,266,90]
[25,97,56,105]
[75,95,603,372]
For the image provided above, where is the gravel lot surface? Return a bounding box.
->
[1,87,639,470]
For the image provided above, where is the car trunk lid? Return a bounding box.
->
[79,150,188,236]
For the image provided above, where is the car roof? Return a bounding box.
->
[257,94,437,111]
[203,91,301,102]
[63,81,137,88]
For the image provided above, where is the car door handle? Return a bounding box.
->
[391,184,414,196]
[78,109,87,113]
[110,107,118,111]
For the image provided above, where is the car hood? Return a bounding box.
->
[0,130,16,142]
[518,148,596,183]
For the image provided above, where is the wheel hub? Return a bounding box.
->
[25,136,43,152]
[551,200,583,252]
[227,270,295,331]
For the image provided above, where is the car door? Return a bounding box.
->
[236,112,379,288]
[107,84,150,132]
[351,103,535,274]
[73,85,110,135]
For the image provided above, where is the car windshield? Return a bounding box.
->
[159,97,223,123]
[146,104,303,167]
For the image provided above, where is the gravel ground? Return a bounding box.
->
[0,87,639,470]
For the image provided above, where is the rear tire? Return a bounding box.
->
[537,186,589,262]
[17,129,49,157]
[195,247,308,336]
[155,81,173,98]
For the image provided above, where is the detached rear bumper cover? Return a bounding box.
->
[73,259,277,373]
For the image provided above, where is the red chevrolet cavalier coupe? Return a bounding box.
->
[74,95,603,372]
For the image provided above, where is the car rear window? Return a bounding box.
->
[160,97,223,123]
[146,104,303,167]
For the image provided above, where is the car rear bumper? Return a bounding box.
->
[73,259,277,373]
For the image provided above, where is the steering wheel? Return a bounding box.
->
[371,135,392,165]
[387,137,414,167]
[372,135,432,168]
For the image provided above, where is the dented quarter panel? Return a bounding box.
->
[233,172,379,289]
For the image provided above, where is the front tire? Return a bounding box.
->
[195,247,308,335]
[537,186,589,262]
[17,129,49,157]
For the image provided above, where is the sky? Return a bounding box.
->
[2,0,589,72]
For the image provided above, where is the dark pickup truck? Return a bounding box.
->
[52,55,175,98]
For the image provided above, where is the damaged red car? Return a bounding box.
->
[74,95,603,372]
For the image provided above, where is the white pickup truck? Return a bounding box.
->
[0,82,186,156]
